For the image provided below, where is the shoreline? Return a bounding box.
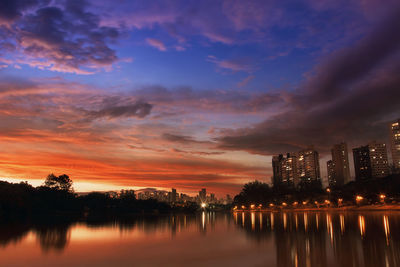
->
[234,204,400,212]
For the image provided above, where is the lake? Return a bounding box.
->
[0,211,399,266]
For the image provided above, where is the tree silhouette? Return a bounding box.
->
[234,180,272,205]
[44,174,73,192]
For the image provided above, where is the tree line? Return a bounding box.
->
[233,173,400,206]
[0,174,197,219]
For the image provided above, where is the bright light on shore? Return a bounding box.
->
[201,203,206,208]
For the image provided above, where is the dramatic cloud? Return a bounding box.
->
[217,6,400,155]
[0,0,49,24]
[1,0,400,195]
[0,0,120,74]
[131,85,284,115]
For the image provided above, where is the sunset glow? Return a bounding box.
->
[0,0,399,196]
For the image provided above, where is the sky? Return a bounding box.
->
[0,0,399,196]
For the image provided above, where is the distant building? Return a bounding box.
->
[210,193,216,203]
[330,142,351,186]
[390,119,400,169]
[327,160,336,187]
[296,147,321,184]
[170,188,177,203]
[199,188,206,203]
[353,142,389,181]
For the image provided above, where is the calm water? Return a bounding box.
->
[1,211,400,267]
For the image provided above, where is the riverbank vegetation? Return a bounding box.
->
[0,174,198,219]
[233,174,400,209]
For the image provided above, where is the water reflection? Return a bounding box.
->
[1,212,400,266]
[234,211,400,267]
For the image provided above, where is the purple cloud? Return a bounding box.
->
[0,0,120,74]
[237,75,255,87]
[207,55,255,73]
[216,6,400,155]
[146,38,167,51]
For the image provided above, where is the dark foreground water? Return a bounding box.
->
[1,211,399,267]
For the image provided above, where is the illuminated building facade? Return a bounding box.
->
[390,119,400,169]
[327,160,336,187]
[368,141,389,178]
[353,141,389,180]
[296,148,321,184]
[272,153,299,188]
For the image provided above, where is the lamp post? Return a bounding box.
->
[338,198,343,207]
[356,195,363,206]
[380,194,386,204]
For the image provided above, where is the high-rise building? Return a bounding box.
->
[390,119,400,169]
[327,160,336,187]
[353,142,389,181]
[272,153,299,187]
[282,153,299,187]
[330,142,351,186]
[273,148,320,188]
[368,141,389,178]
[272,155,284,187]
[297,148,321,184]
[353,145,372,181]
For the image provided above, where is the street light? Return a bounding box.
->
[201,203,207,208]
[380,194,386,204]
[356,195,363,205]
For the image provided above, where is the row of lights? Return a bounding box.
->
[233,194,387,210]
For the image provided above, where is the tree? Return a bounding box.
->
[234,180,272,205]
[44,174,73,192]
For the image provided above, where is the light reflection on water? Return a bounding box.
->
[0,211,400,266]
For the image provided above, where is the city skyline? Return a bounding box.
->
[0,0,400,196]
